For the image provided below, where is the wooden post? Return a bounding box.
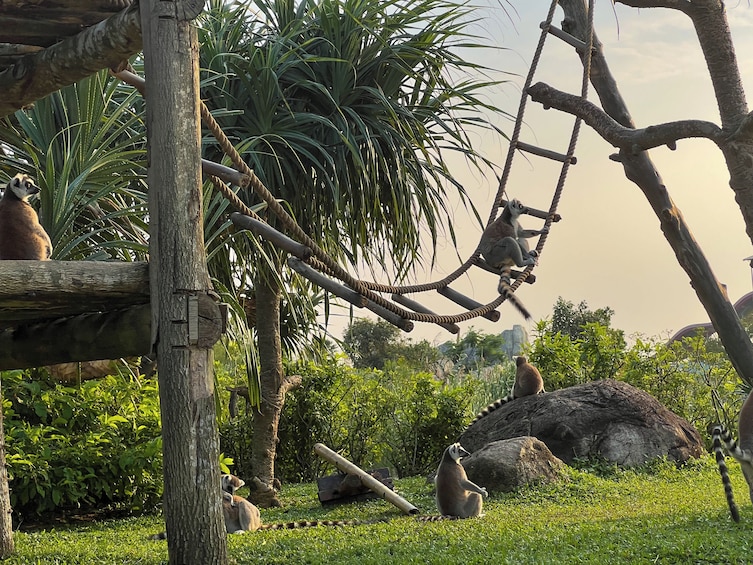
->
[140,1,227,563]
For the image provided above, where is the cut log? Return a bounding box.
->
[316,468,393,505]
[0,260,149,328]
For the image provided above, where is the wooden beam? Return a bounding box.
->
[0,3,142,118]
[0,260,149,328]
[0,305,151,371]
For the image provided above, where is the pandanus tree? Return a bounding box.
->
[198,0,510,506]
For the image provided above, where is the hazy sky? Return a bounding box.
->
[323,1,753,346]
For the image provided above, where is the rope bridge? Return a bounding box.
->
[116,0,595,333]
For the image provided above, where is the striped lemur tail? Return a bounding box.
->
[497,267,531,320]
[711,424,741,523]
[471,395,514,425]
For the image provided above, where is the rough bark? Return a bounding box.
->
[0,260,149,328]
[140,0,226,563]
[249,273,285,508]
[529,0,753,388]
[0,377,13,558]
[0,3,143,118]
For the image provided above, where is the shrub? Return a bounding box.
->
[3,370,163,516]
[273,356,477,481]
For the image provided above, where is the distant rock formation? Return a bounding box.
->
[500,324,529,358]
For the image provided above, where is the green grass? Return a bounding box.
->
[7,457,753,564]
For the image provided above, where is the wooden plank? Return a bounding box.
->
[0,260,149,328]
[0,4,143,118]
[287,257,367,307]
[0,304,151,370]
[474,257,537,284]
[314,443,419,515]
[232,213,312,260]
[392,293,459,334]
[437,286,501,322]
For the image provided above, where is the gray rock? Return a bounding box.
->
[460,379,703,467]
[462,436,564,493]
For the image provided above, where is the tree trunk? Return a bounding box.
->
[140,1,226,563]
[249,273,285,508]
[529,0,753,388]
[0,376,14,558]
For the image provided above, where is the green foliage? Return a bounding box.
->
[0,70,149,261]
[3,370,163,516]
[198,0,507,278]
[528,297,742,437]
[378,363,474,477]
[551,297,616,341]
[619,333,741,433]
[342,319,440,371]
[6,458,753,564]
[275,355,476,481]
[529,310,626,390]
[342,319,402,370]
[440,327,511,371]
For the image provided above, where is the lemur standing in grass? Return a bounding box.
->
[711,391,753,522]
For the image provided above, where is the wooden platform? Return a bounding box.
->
[0,260,151,370]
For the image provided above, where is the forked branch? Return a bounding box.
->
[527,82,724,153]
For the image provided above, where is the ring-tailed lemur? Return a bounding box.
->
[470,356,545,426]
[150,474,364,539]
[478,199,546,320]
[0,173,52,260]
[435,443,487,518]
[711,391,753,522]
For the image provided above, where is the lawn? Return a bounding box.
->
[8,457,752,564]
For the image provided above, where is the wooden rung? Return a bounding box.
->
[392,293,460,334]
[500,199,561,222]
[231,213,312,260]
[364,299,413,333]
[203,160,251,189]
[516,141,577,164]
[287,257,367,308]
[540,22,589,52]
[474,257,537,284]
[437,286,500,322]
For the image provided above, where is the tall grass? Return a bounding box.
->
[7,457,752,564]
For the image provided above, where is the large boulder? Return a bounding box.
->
[459,379,703,466]
[462,436,564,494]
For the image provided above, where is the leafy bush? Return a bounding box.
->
[619,334,743,435]
[3,370,163,516]
[273,356,477,481]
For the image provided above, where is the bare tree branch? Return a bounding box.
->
[617,0,692,11]
[0,4,142,118]
[620,0,747,129]
[527,82,723,153]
